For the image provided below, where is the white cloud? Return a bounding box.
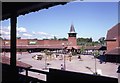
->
[1,26,58,39]
[17,27,27,33]
[1,26,27,38]
[32,31,36,35]
[36,31,56,37]
[7,26,10,31]
[0,26,10,36]
[0,26,9,39]
[37,32,48,35]
[32,31,58,39]
[17,33,19,37]
[4,35,10,39]
[0,29,10,35]
[23,33,32,37]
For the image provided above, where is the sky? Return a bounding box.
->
[1,1,119,41]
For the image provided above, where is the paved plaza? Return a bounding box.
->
[2,52,119,81]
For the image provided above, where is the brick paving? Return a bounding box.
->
[2,52,119,81]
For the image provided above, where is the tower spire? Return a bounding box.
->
[69,24,76,33]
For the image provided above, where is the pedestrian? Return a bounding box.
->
[103,51,106,63]
[99,55,103,64]
[78,55,81,60]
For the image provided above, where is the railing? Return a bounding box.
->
[2,64,118,83]
[18,66,48,83]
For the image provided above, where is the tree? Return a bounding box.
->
[98,37,105,46]
[53,36,57,40]
[80,46,85,54]
[43,38,49,40]
[77,37,93,46]
[58,38,68,41]
[44,49,53,60]
[93,50,99,58]
[89,37,93,42]
[17,37,21,39]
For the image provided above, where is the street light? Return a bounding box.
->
[62,43,66,70]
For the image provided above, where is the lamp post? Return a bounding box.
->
[62,43,66,70]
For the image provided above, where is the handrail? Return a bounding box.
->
[18,66,48,82]
[18,66,48,75]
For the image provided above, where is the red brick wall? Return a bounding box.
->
[68,37,77,46]
[107,41,118,52]
[119,41,120,47]
[4,40,10,45]
[118,37,120,47]
[0,39,2,46]
[0,39,3,46]
[43,40,50,46]
[17,39,28,45]
[37,40,44,45]
[43,40,68,46]
[2,39,69,46]
[28,39,38,45]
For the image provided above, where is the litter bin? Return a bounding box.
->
[117,65,120,83]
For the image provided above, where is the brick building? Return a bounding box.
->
[1,24,80,53]
[105,23,120,63]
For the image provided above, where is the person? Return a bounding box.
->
[99,51,106,64]
[103,51,106,63]
[69,52,72,61]
[99,55,103,64]
[78,55,81,59]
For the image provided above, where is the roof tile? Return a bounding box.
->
[1,56,32,68]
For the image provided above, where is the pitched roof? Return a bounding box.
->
[106,23,120,41]
[1,45,64,49]
[84,46,106,50]
[69,24,77,33]
[1,56,32,68]
[70,24,75,32]
[66,46,81,49]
